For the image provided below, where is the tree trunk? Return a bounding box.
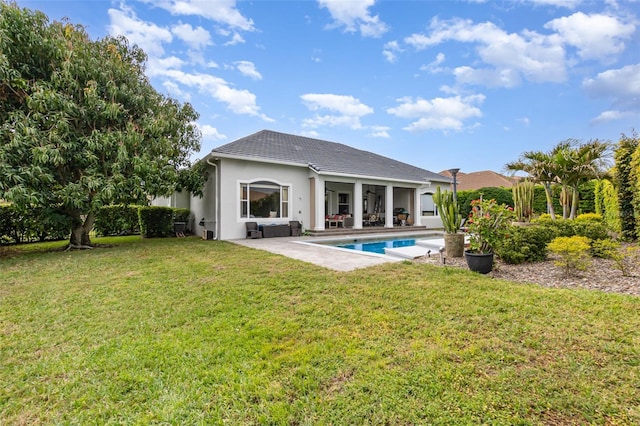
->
[69,211,95,248]
[560,185,570,219]
[569,187,580,219]
[543,182,556,220]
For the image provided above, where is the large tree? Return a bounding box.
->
[0,3,205,247]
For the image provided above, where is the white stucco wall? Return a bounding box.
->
[214,158,312,240]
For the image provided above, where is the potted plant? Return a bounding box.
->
[432,186,464,257]
[464,197,514,273]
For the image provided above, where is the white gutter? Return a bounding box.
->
[205,157,219,240]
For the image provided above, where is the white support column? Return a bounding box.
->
[353,182,363,229]
[413,187,422,227]
[385,184,394,228]
[314,177,325,231]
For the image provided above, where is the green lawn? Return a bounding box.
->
[1,237,639,424]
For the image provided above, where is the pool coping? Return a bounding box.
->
[232,230,444,271]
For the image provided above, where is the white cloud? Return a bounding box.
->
[224,32,246,46]
[518,117,531,126]
[524,0,583,7]
[318,0,389,38]
[107,8,172,56]
[545,12,635,61]
[199,124,227,140]
[387,94,485,132]
[404,18,567,87]
[157,69,272,121]
[171,23,212,49]
[383,40,402,63]
[420,52,446,73]
[583,63,640,121]
[590,110,639,124]
[235,61,262,80]
[145,0,255,31]
[301,93,374,129]
[369,126,390,138]
[146,56,185,77]
[583,63,640,101]
[162,81,191,101]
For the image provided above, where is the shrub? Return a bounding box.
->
[94,205,141,236]
[590,239,620,258]
[547,236,591,276]
[612,245,640,277]
[575,213,603,223]
[496,224,555,264]
[572,221,610,241]
[0,204,70,244]
[138,206,174,238]
[537,218,575,238]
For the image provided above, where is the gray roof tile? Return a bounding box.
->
[211,130,449,184]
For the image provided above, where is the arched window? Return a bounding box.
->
[240,181,290,219]
[420,192,437,216]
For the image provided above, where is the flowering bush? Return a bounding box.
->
[466,198,515,254]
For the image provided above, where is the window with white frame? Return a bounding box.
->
[240,181,290,219]
[421,193,437,216]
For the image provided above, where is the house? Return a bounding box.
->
[438,169,521,191]
[155,130,451,240]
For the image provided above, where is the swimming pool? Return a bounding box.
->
[311,234,443,255]
[335,238,418,254]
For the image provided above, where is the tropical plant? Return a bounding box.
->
[551,139,612,219]
[0,4,206,248]
[507,140,611,221]
[466,198,515,254]
[547,236,591,276]
[505,150,558,219]
[512,180,534,222]
[432,186,462,233]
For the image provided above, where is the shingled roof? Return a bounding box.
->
[438,170,520,191]
[210,130,448,184]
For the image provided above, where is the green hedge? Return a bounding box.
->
[458,187,513,218]
[0,205,70,245]
[94,205,141,236]
[138,206,175,238]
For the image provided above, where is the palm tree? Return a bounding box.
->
[554,139,612,219]
[505,150,558,219]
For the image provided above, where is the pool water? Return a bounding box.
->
[335,238,417,254]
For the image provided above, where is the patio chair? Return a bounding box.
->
[289,220,302,236]
[245,222,262,239]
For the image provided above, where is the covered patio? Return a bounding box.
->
[310,178,431,232]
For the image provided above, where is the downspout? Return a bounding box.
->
[206,157,220,240]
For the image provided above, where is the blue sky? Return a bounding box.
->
[16,0,640,175]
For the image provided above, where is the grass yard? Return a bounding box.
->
[1,236,639,424]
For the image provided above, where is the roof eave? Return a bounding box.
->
[207,152,309,169]
[311,169,445,186]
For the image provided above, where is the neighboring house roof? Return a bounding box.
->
[438,170,520,191]
[210,130,450,184]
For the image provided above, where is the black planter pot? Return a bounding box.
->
[464,250,494,274]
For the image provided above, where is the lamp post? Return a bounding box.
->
[448,168,460,202]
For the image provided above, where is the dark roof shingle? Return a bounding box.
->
[211,130,448,184]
